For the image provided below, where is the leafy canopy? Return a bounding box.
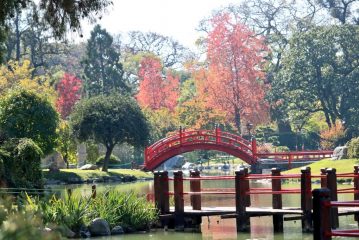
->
[0,89,59,155]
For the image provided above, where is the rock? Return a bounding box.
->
[80,226,91,238]
[331,146,348,160]
[111,226,124,235]
[88,218,111,236]
[80,164,98,170]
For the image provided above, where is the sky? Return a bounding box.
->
[79,0,238,50]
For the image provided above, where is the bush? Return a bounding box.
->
[96,154,120,166]
[1,138,43,189]
[348,137,359,158]
[86,190,158,230]
[320,122,345,149]
[0,89,59,155]
[275,146,290,152]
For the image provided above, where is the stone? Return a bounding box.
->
[111,226,124,235]
[80,226,91,238]
[331,146,348,160]
[80,164,98,170]
[88,218,111,236]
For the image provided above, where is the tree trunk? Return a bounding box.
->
[102,145,114,172]
[234,106,241,135]
[63,154,69,169]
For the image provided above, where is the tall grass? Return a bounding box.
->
[24,190,158,235]
[86,190,158,230]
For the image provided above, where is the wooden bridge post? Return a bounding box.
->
[190,170,201,210]
[271,168,283,232]
[91,184,97,199]
[301,167,312,232]
[173,170,184,230]
[235,169,250,232]
[326,168,339,229]
[154,171,162,211]
[160,171,170,214]
[321,168,327,188]
[354,166,359,225]
[215,125,221,143]
[312,188,332,240]
[251,138,257,156]
[243,167,251,207]
[288,154,293,169]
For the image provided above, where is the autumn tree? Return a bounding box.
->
[0,60,56,102]
[56,73,82,119]
[136,56,179,111]
[203,12,269,133]
[82,25,128,96]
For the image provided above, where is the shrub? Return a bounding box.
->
[320,122,345,149]
[0,89,59,155]
[275,146,290,152]
[348,137,359,158]
[96,154,120,167]
[2,138,43,189]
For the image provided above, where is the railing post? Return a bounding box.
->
[190,170,201,210]
[301,167,312,232]
[321,168,327,188]
[243,167,251,207]
[216,125,221,143]
[312,188,332,240]
[154,171,162,211]
[326,168,338,229]
[235,169,250,232]
[354,166,359,226]
[173,170,184,230]
[288,154,293,169]
[251,138,257,156]
[160,171,170,214]
[271,168,283,232]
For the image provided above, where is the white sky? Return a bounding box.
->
[79,0,238,50]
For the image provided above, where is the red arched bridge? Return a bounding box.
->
[143,128,333,171]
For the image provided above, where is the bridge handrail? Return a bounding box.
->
[146,130,254,162]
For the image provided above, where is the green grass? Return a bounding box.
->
[207,157,248,165]
[283,158,359,175]
[43,169,153,182]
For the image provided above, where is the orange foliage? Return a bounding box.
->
[320,121,345,149]
[136,56,179,111]
[204,12,270,131]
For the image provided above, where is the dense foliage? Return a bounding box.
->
[348,137,359,159]
[71,94,149,171]
[1,138,43,188]
[0,89,59,155]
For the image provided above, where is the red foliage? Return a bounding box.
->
[204,12,270,132]
[56,73,82,119]
[136,56,179,111]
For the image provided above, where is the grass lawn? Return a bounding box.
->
[43,169,153,182]
[283,158,359,175]
[207,157,248,165]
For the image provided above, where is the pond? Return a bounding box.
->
[47,170,357,240]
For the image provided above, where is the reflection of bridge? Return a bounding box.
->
[143,127,333,171]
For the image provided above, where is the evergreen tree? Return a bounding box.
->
[82,25,128,97]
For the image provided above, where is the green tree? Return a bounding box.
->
[56,121,77,168]
[82,25,128,96]
[70,94,149,171]
[0,89,59,155]
[270,25,359,137]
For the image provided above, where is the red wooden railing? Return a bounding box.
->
[144,127,333,171]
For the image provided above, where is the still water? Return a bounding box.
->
[49,171,358,240]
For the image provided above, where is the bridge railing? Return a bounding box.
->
[153,166,359,233]
[145,128,255,165]
[313,188,359,239]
